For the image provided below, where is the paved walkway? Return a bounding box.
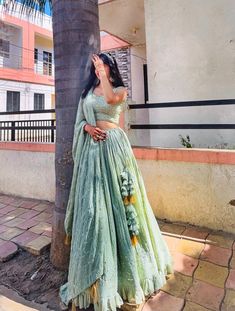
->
[0,193,52,258]
[143,221,235,311]
[0,193,234,311]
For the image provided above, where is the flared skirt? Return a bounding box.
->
[59,127,174,311]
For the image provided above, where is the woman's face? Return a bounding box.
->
[95,63,110,80]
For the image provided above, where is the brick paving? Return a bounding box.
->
[0,193,235,310]
[142,221,235,311]
[0,193,53,259]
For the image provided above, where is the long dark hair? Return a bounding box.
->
[81,52,125,99]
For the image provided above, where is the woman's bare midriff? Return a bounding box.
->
[96,120,119,130]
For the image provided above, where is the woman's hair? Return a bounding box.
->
[81,52,125,99]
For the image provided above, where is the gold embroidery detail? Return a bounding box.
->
[64,234,72,246]
[89,279,99,303]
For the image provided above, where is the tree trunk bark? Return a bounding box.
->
[50,0,100,269]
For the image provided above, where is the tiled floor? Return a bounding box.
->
[142,221,235,311]
[0,193,52,257]
[0,193,235,310]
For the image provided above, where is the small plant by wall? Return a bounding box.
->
[179,134,194,148]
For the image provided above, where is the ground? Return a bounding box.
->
[0,193,235,311]
[0,246,66,311]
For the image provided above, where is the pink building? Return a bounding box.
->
[0,2,131,125]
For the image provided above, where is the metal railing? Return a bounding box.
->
[2,99,235,143]
[0,109,56,143]
[128,99,235,130]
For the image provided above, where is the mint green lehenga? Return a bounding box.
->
[59,87,174,311]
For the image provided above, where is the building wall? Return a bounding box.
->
[0,23,22,69]
[144,0,235,149]
[104,44,147,105]
[0,5,54,85]
[108,47,132,97]
[130,45,146,105]
[0,80,54,121]
[34,35,54,76]
[0,1,53,31]
[0,4,54,127]
[127,45,151,147]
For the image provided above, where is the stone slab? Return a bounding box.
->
[1,227,24,240]
[173,252,198,276]
[24,235,51,255]
[221,288,235,311]
[143,290,184,311]
[206,233,234,249]
[0,241,18,262]
[194,260,228,288]
[4,217,25,228]
[11,230,40,248]
[226,269,235,290]
[200,244,232,266]
[186,279,224,310]
[176,239,204,258]
[28,222,52,235]
[161,223,186,235]
[161,271,193,298]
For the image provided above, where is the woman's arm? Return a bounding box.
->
[92,54,127,105]
[100,73,127,105]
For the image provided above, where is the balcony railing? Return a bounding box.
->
[0,109,56,143]
[34,60,54,76]
[0,52,54,77]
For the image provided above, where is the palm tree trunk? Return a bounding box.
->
[50,0,100,268]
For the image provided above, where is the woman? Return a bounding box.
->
[59,52,174,311]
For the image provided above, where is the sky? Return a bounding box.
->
[15,0,52,16]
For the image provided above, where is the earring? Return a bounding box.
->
[109,77,114,82]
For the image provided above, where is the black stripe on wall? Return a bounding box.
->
[130,124,235,130]
[129,99,235,109]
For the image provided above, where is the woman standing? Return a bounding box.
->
[59,52,174,311]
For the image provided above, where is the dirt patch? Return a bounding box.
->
[0,247,67,311]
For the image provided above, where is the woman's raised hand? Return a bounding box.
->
[84,124,107,142]
[92,54,105,74]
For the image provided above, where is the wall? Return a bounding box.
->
[0,6,54,86]
[34,34,54,76]
[0,143,55,202]
[0,23,22,69]
[0,79,55,121]
[144,0,235,148]
[0,142,234,235]
[130,45,146,104]
[134,147,235,235]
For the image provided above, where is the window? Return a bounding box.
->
[34,93,45,110]
[7,91,20,112]
[0,39,10,58]
[43,51,52,75]
[34,48,38,64]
